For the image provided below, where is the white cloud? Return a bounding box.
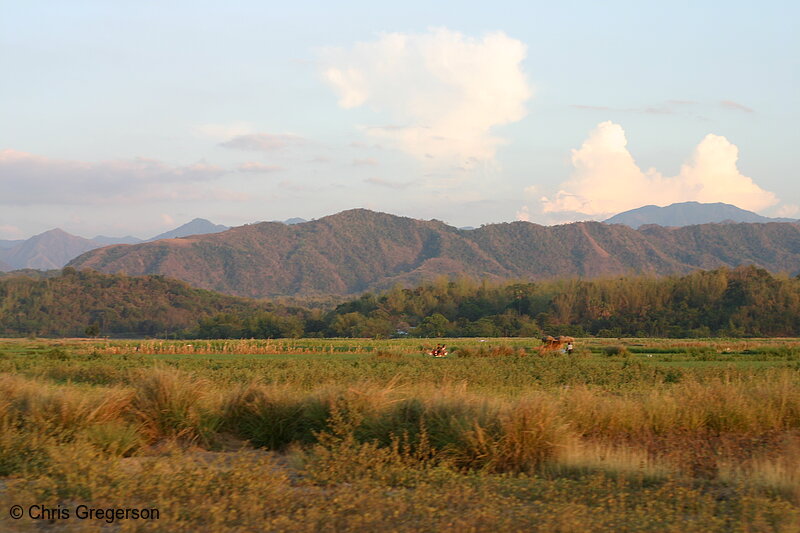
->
[320,28,531,165]
[776,204,799,218]
[160,214,175,226]
[516,205,530,222]
[540,121,778,218]
[0,149,226,205]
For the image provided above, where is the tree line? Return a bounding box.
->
[194,266,800,339]
[2,266,799,338]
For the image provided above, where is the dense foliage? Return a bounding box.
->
[3,266,800,338]
[0,268,289,337]
[190,265,800,338]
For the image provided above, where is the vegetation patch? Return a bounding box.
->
[0,337,798,530]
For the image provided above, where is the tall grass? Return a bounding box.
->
[560,372,800,441]
[129,366,220,444]
[1,338,800,531]
[0,374,131,435]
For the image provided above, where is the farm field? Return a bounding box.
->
[1,337,799,532]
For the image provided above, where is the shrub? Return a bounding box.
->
[220,383,323,449]
[602,345,630,357]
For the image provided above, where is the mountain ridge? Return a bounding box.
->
[0,229,102,271]
[0,218,229,271]
[147,218,229,241]
[604,201,796,228]
[68,208,800,298]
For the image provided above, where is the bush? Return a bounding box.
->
[220,383,325,449]
[602,345,630,357]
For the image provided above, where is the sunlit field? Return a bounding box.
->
[1,337,799,531]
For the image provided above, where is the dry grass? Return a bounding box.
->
[129,366,220,444]
[0,374,132,435]
[455,344,527,357]
[1,338,800,530]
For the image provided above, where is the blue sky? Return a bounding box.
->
[1,1,797,239]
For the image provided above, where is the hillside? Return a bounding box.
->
[0,229,102,270]
[604,201,796,228]
[0,239,24,250]
[0,219,229,272]
[67,209,800,298]
[0,269,274,337]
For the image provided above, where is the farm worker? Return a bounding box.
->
[566,342,574,355]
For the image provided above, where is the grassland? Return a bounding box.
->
[1,337,799,531]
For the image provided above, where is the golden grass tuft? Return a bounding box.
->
[0,374,132,435]
[129,366,218,444]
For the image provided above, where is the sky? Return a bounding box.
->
[1,1,798,239]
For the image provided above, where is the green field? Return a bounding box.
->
[1,337,799,531]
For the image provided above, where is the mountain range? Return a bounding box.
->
[6,203,800,282]
[604,201,796,228]
[0,218,228,271]
[66,208,800,298]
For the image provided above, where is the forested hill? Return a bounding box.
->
[67,209,800,298]
[0,269,282,337]
[3,266,800,338]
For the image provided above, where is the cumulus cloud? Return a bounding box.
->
[219,133,306,152]
[0,149,226,205]
[320,28,531,165]
[516,205,530,222]
[540,121,778,218]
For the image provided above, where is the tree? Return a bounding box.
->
[416,313,450,337]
